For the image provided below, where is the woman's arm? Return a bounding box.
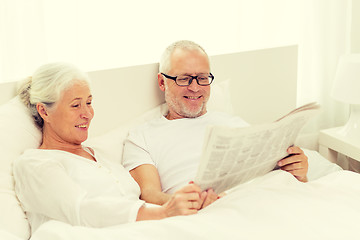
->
[136,183,205,220]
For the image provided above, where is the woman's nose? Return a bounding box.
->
[81,106,93,119]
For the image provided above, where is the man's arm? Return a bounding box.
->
[130,164,211,209]
[124,130,213,208]
[277,146,308,182]
[130,164,170,205]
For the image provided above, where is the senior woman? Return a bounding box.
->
[13,62,204,234]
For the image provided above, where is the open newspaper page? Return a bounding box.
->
[194,102,320,194]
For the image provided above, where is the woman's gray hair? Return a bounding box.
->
[159,40,209,74]
[17,62,90,128]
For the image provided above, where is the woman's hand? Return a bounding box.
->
[137,183,221,220]
[162,183,204,217]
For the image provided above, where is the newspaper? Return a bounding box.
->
[194,102,320,194]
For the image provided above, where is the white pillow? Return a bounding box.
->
[207,79,234,115]
[304,149,342,181]
[86,79,234,164]
[0,230,24,240]
[0,96,42,240]
[85,103,168,163]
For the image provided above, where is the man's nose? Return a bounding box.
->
[187,78,200,91]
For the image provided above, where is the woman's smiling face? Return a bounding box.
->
[44,81,94,145]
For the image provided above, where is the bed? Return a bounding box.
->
[1,45,359,240]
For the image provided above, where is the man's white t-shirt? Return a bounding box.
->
[13,148,144,233]
[122,111,249,194]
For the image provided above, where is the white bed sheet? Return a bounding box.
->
[30,170,360,240]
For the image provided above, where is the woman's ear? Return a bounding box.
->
[158,73,165,92]
[36,103,49,122]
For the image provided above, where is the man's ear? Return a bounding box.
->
[158,73,165,92]
[36,103,49,122]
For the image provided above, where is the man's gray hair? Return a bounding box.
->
[159,40,209,74]
[17,62,90,128]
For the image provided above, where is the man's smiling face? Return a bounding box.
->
[161,49,211,120]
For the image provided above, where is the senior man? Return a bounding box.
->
[122,40,308,209]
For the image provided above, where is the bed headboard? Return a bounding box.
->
[0,45,297,137]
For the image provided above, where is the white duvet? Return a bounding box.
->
[30,170,360,240]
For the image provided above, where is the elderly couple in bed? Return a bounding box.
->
[13,40,309,232]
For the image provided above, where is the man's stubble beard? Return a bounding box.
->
[164,86,207,119]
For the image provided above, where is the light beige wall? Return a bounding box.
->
[351,0,360,53]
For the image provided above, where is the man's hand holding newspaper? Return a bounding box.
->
[194,102,320,194]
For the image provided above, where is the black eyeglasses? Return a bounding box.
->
[161,73,214,86]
